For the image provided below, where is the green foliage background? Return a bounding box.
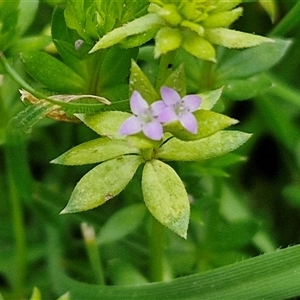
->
[1,1,300,299]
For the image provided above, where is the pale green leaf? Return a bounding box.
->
[61,155,142,213]
[154,27,182,58]
[164,110,238,141]
[163,64,186,96]
[76,111,131,138]
[97,203,147,245]
[205,28,274,49]
[199,87,223,110]
[259,0,278,23]
[57,292,71,300]
[29,287,41,300]
[51,137,138,165]
[90,13,164,53]
[142,160,190,238]
[181,31,216,62]
[158,131,251,161]
[129,60,159,103]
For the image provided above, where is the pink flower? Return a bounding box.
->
[119,91,165,140]
[157,87,201,134]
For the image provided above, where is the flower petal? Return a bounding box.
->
[130,91,149,115]
[160,86,181,106]
[151,100,166,116]
[143,120,163,140]
[119,116,142,136]
[182,95,202,112]
[179,113,198,134]
[158,107,178,123]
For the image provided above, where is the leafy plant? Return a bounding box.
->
[1,0,300,299]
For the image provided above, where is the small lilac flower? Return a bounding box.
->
[119,91,165,140]
[157,87,201,134]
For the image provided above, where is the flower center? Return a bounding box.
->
[139,108,156,124]
[173,101,188,116]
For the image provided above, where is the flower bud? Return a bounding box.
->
[203,7,243,28]
[154,27,182,58]
[149,3,182,26]
[181,30,216,62]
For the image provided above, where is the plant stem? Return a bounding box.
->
[5,146,27,298]
[155,51,176,90]
[81,223,105,285]
[149,216,165,282]
[270,0,300,36]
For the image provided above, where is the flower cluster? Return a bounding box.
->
[90,0,273,62]
[148,0,244,60]
[119,87,201,141]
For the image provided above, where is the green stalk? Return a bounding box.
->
[81,223,105,285]
[4,140,30,298]
[155,51,176,90]
[149,216,165,282]
[270,0,300,36]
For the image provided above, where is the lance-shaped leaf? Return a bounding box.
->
[90,14,164,53]
[61,155,142,213]
[164,110,238,141]
[216,38,292,80]
[129,60,159,103]
[77,111,131,138]
[51,137,138,165]
[199,87,223,110]
[158,130,251,161]
[97,203,147,245]
[205,28,274,49]
[21,51,86,93]
[142,160,190,238]
[223,73,273,100]
[163,64,186,97]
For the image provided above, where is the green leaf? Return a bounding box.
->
[216,38,292,80]
[61,155,142,213]
[52,6,88,78]
[90,14,164,53]
[129,60,159,103]
[99,46,138,88]
[29,287,41,300]
[142,160,190,238]
[158,131,251,161]
[77,111,131,138]
[50,230,300,300]
[164,110,238,141]
[108,259,148,285]
[57,292,71,300]
[9,35,52,55]
[199,87,223,110]
[51,137,138,165]
[97,203,147,245]
[20,51,86,93]
[0,1,19,51]
[259,0,278,23]
[17,0,39,36]
[205,28,274,49]
[222,73,273,100]
[181,30,216,62]
[163,64,186,96]
[154,27,182,58]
